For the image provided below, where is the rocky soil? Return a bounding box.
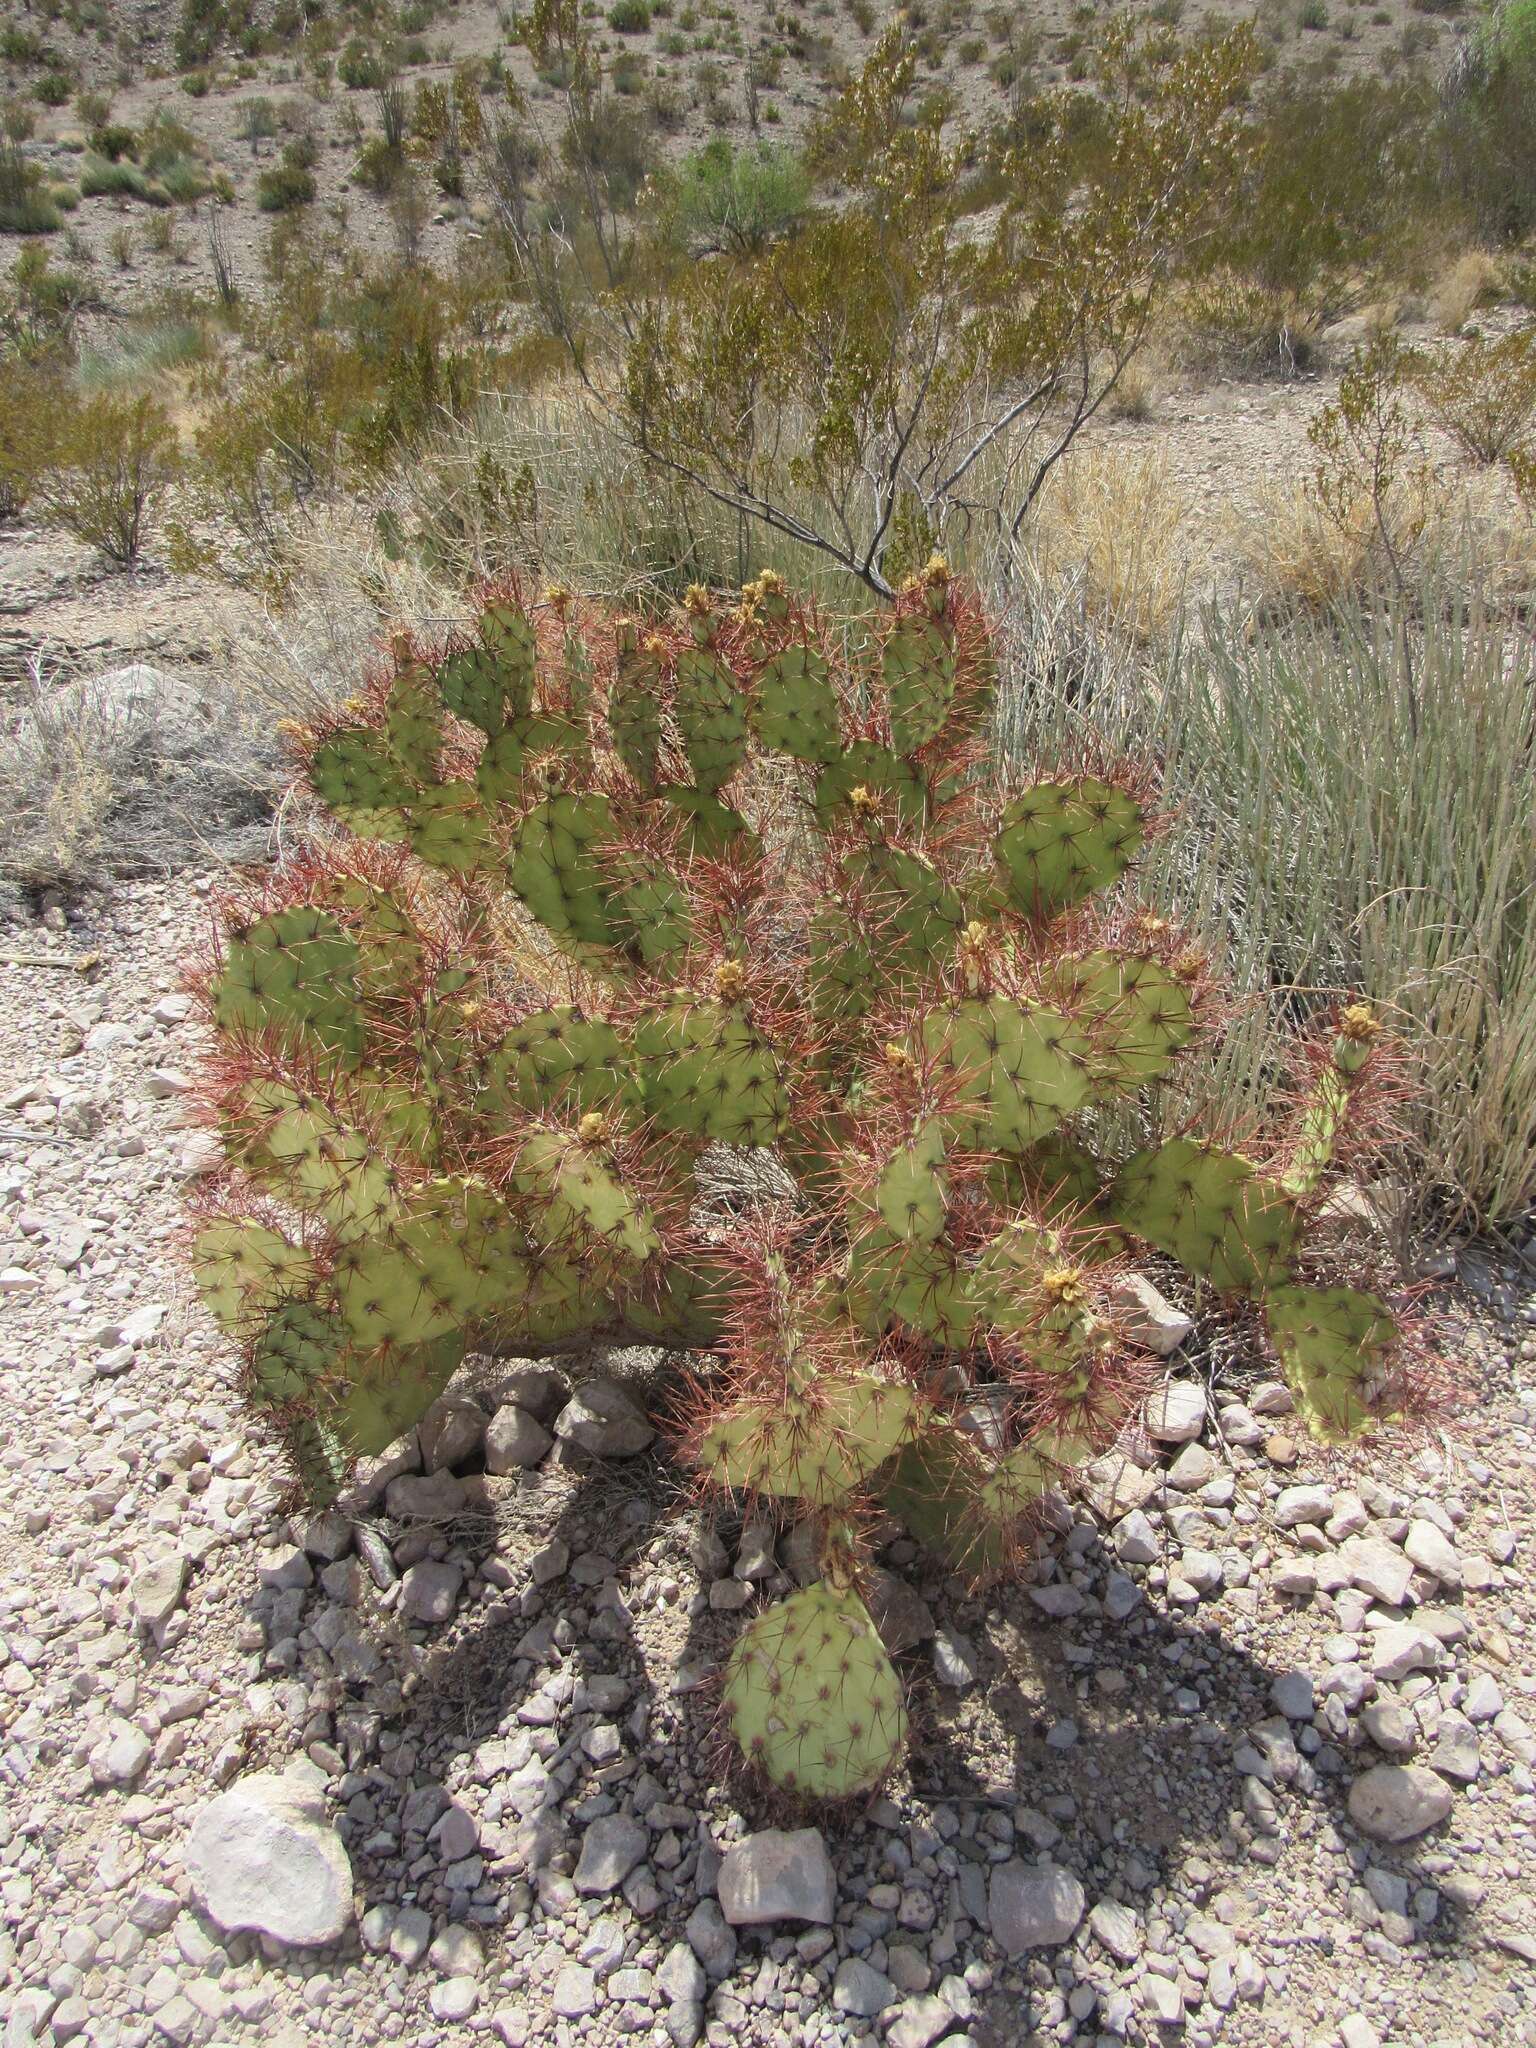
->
[1,876,1535,2048]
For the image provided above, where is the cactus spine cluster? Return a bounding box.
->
[190,562,1416,1800]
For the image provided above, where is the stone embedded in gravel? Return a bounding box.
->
[185,1772,352,1946]
[1430,1710,1481,1782]
[417,1395,486,1472]
[484,1404,554,1472]
[1104,1571,1142,1620]
[430,1979,480,2021]
[388,1906,432,1964]
[988,1862,1086,1954]
[552,1964,598,2019]
[718,1829,836,1927]
[885,1995,960,2048]
[1114,1509,1159,1565]
[658,1942,706,2006]
[1271,1557,1319,1597]
[1361,1700,1416,1754]
[1106,1274,1193,1355]
[1371,1624,1442,1682]
[1143,1380,1205,1443]
[1336,1535,1414,1608]
[685,1899,739,1975]
[1274,1484,1333,1528]
[932,1626,978,1689]
[383,1470,467,1520]
[1271,1670,1315,1720]
[1080,1451,1159,1520]
[1405,1518,1463,1586]
[575,1814,648,1894]
[554,1377,655,1457]
[1143,1975,1186,2025]
[869,1569,936,1654]
[429,1924,485,1975]
[1030,1582,1085,1618]
[400,1559,463,1624]
[833,1958,895,2018]
[1089,1899,1141,1963]
[1167,1443,1220,1491]
[1348,1764,1454,1842]
[1464,1671,1504,1722]
[131,1552,189,1626]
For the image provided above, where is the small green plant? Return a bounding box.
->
[29,388,181,564]
[187,562,1423,1798]
[257,142,318,212]
[608,0,652,26]
[35,72,74,109]
[1408,327,1536,464]
[663,134,810,252]
[0,141,63,234]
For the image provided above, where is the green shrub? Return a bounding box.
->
[665,134,810,252]
[35,73,73,108]
[1409,326,1536,463]
[256,156,317,212]
[30,388,181,563]
[608,0,652,27]
[0,143,62,235]
[0,358,68,517]
[337,37,385,88]
[88,123,139,161]
[80,154,165,202]
[185,564,1420,1799]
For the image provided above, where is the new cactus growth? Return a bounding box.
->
[187,565,1423,1800]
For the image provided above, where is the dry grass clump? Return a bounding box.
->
[1231,470,1434,609]
[1163,270,1326,379]
[1024,446,1191,643]
[1427,249,1504,335]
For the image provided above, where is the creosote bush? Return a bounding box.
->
[188,562,1429,1797]
[30,389,181,565]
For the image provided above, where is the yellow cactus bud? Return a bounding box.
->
[683,583,712,615]
[643,633,669,659]
[543,582,572,611]
[577,1111,609,1147]
[1339,1003,1381,1043]
[882,1041,916,1074]
[1172,951,1205,984]
[923,552,951,586]
[847,784,879,817]
[714,959,747,1003]
[275,718,313,743]
[1041,1265,1087,1307]
[755,568,785,596]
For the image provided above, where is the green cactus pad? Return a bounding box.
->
[847,1229,974,1346]
[841,842,966,974]
[624,1253,734,1348]
[242,1081,399,1235]
[1049,952,1195,1095]
[608,849,694,969]
[917,995,1093,1151]
[507,793,619,948]
[514,1127,662,1266]
[609,638,664,791]
[249,1297,344,1404]
[193,1217,313,1334]
[634,997,790,1146]
[478,599,538,720]
[476,712,588,805]
[751,643,841,763]
[884,613,956,755]
[1263,1284,1397,1441]
[815,742,928,833]
[722,1581,907,1798]
[698,1375,918,1505]
[880,1422,1011,1579]
[807,908,882,1024]
[438,642,508,737]
[874,1120,950,1242]
[309,729,415,818]
[213,907,365,1064]
[675,646,748,792]
[993,777,1145,919]
[658,785,759,860]
[1109,1136,1302,1294]
[330,1177,528,1347]
[407,781,495,873]
[322,1328,467,1456]
[483,1007,632,1116]
[384,673,443,782]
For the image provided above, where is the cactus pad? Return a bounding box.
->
[697,1375,918,1506]
[1109,1137,1302,1294]
[1264,1284,1396,1440]
[751,643,841,763]
[507,793,619,948]
[722,1581,907,1798]
[635,997,790,1146]
[675,646,748,792]
[884,612,956,755]
[213,907,364,1064]
[993,777,1145,919]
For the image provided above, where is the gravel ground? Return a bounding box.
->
[1,876,1534,2048]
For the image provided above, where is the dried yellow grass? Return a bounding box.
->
[1025,445,1191,643]
[1428,250,1502,336]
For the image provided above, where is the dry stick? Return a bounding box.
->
[0,951,103,973]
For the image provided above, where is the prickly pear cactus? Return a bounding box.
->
[187,560,1420,1799]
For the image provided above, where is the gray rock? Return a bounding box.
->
[1361,1700,1416,1754]
[400,1560,463,1625]
[1166,1443,1219,1491]
[1347,1764,1454,1842]
[657,1941,706,2006]
[988,1862,1086,1954]
[1404,1519,1462,1586]
[418,1395,485,1473]
[684,1899,738,1978]
[1114,1508,1159,1564]
[932,1627,978,1690]
[1273,1485,1333,1528]
[383,1470,467,1521]
[718,1828,836,1927]
[1336,1535,1414,1608]
[555,1377,655,1457]
[1079,1451,1159,1520]
[1143,1380,1205,1443]
[484,1404,553,1472]
[429,1924,484,1975]
[833,1958,895,2017]
[185,1772,352,1946]
[1089,1899,1141,1963]
[1105,1274,1192,1355]
[885,1995,960,2048]
[551,1964,597,2019]
[1103,1570,1142,1621]
[1370,1624,1441,1682]
[131,1553,189,1627]
[575,1815,648,1894]
[430,1979,480,2022]
[869,1569,936,1654]
[1270,1670,1315,1721]
[1430,1710,1480,1783]
[491,1363,569,1422]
